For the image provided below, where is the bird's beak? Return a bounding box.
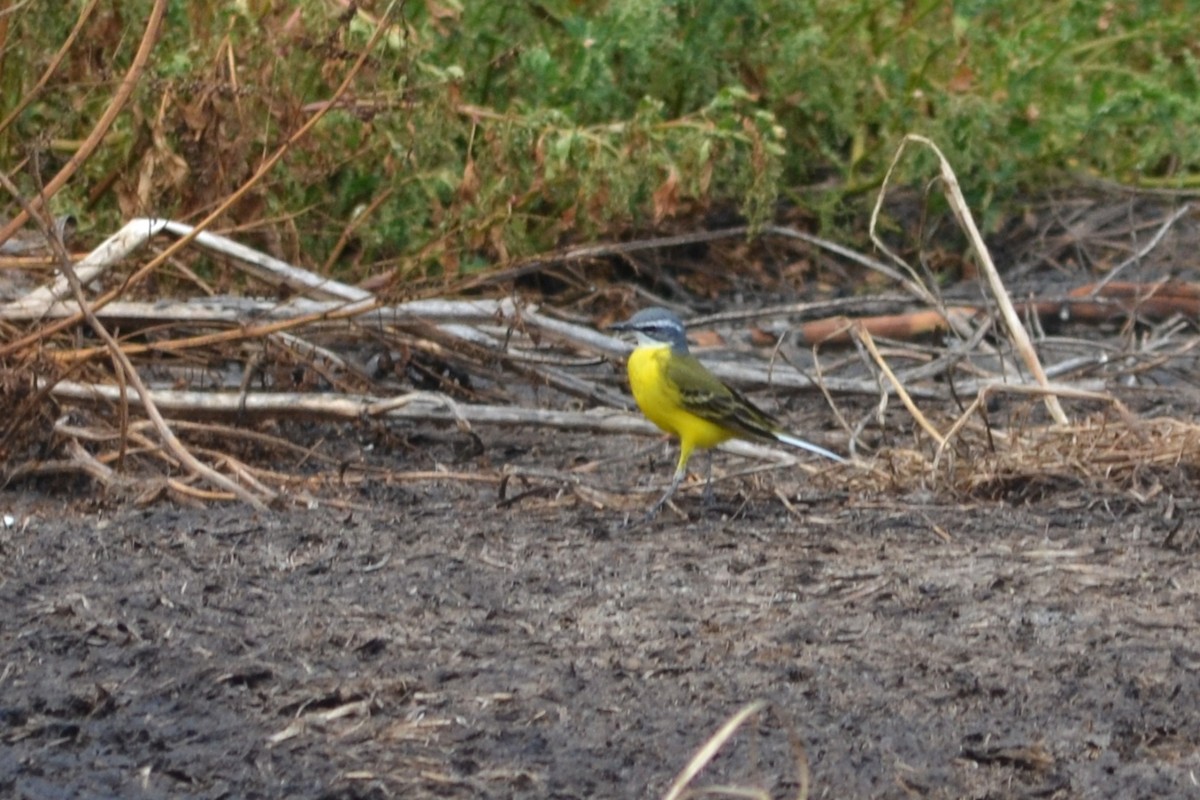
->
[607,319,632,332]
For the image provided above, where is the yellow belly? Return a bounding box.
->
[626,345,732,453]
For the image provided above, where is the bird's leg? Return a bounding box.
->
[702,449,715,507]
[643,465,686,521]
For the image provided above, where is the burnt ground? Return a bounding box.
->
[3,411,1200,800]
[7,194,1200,799]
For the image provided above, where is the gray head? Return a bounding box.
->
[609,307,690,353]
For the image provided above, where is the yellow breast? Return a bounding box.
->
[626,345,733,452]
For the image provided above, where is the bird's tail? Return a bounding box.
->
[773,431,847,464]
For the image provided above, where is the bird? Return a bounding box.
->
[609,306,845,518]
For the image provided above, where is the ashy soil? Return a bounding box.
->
[8,193,1200,798]
[3,417,1199,799]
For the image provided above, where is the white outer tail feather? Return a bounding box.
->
[773,431,847,464]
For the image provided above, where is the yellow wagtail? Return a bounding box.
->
[610,307,845,517]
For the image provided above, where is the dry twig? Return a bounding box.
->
[871,134,1068,425]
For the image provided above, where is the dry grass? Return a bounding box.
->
[5,203,1200,514]
[662,700,810,800]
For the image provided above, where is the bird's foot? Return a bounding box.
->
[621,494,687,529]
[628,501,667,528]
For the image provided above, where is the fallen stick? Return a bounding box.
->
[42,380,846,467]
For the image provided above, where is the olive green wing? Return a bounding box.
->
[664,353,779,440]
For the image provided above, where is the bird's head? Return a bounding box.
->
[609,307,690,353]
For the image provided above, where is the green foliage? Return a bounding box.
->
[2,0,1199,282]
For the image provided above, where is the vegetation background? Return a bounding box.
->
[2,0,1198,290]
